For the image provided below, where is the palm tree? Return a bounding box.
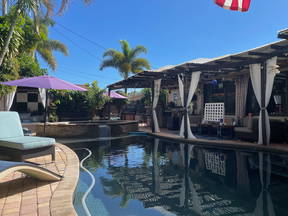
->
[2,0,8,15]
[100,40,151,93]
[0,0,90,67]
[33,18,68,70]
[0,0,53,66]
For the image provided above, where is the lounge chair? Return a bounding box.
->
[0,112,55,162]
[0,160,61,181]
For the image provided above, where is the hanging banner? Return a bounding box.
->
[214,0,251,12]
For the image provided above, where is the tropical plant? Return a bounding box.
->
[18,53,47,77]
[0,0,90,66]
[50,81,108,120]
[140,88,168,107]
[100,40,151,93]
[30,17,68,70]
[0,14,25,61]
[0,58,19,97]
[87,81,109,117]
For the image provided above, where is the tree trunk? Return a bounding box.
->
[123,72,128,94]
[0,10,20,67]
[2,0,7,15]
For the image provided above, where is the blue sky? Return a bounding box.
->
[42,0,288,89]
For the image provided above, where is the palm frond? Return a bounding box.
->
[120,40,130,58]
[41,0,54,16]
[38,39,68,55]
[103,49,123,59]
[131,58,151,74]
[57,0,91,15]
[57,0,69,15]
[37,47,56,70]
[99,59,118,70]
[129,46,147,59]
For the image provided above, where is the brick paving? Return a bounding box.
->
[0,144,78,216]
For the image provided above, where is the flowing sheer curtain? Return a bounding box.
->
[4,89,16,111]
[179,72,201,139]
[235,75,249,118]
[152,79,161,133]
[38,88,46,108]
[249,57,279,145]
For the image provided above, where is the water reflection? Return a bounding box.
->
[75,137,288,216]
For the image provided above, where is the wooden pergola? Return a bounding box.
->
[107,39,288,144]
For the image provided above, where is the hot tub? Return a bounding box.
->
[33,120,139,138]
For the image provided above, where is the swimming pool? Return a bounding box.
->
[72,136,288,216]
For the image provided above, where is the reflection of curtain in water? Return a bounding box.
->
[152,138,160,194]
[188,176,202,215]
[179,144,202,213]
[236,152,250,194]
[253,152,275,216]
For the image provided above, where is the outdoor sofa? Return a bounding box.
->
[235,116,288,143]
[0,112,55,162]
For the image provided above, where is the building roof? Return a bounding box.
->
[107,39,288,90]
[278,29,288,39]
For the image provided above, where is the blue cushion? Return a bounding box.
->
[0,136,55,150]
[0,112,24,138]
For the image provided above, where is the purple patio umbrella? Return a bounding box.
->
[104,91,127,99]
[0,75,87,134]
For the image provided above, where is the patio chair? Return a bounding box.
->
[200,103,225,135]
[0,160,61,181]
[0,112,55,162]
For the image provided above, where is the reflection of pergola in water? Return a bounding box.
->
[103,144,259,215]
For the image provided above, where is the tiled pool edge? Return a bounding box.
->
[50,143,80,216]
[145,130,288,155]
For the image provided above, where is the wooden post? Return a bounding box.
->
[151,81,155,133]
[108,88,111,120]
[261,61,267,145]
[183,74,188,139]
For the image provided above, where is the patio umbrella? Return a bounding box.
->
[104,91,127,99]
[0,75,87,134]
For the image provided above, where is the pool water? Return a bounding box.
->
[73,136,288,216]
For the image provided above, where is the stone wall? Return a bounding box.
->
[34,121,139,138]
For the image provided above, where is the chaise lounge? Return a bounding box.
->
[0,160,61,181]
[0,112,55,162]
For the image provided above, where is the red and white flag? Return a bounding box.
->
[214,0,251,12]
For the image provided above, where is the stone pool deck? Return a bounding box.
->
[141,127,288,154]
[0,143,79,216]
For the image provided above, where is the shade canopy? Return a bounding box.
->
[104,91,127,99]
[0,75,87,91]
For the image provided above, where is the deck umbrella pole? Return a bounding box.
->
[151,81,155,133]
[43,89,48,135]
[108,88,111,120]
[261,61,267,145]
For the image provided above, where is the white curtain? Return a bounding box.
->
[178,75,184,106]
[39,88,46,108]
[4,89,16,111]
[179,72,201,139]
[152,79,161,133]
[249,57,279,145]
[235,75,249,118]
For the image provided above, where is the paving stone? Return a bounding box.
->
[0,144,79,216]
